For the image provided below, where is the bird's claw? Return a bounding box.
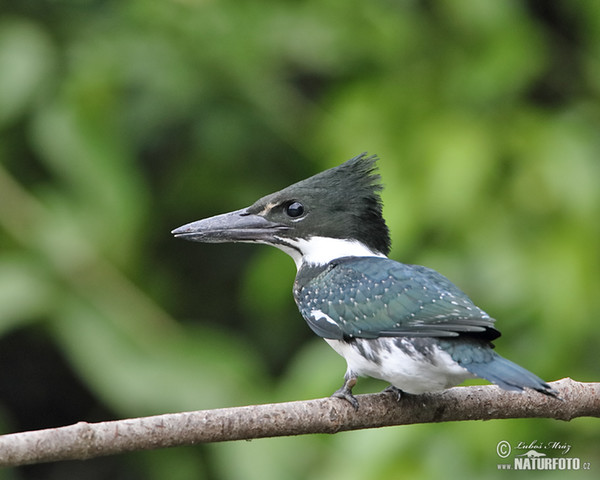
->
[383,385,403,402]
[332,387,359,410]
[331,377,359,410]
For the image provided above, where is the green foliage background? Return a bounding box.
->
[0,0,598,478]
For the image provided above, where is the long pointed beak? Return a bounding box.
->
[171,208,289,243]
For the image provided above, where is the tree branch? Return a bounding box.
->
[0,378,597,467]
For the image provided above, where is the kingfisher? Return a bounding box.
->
[172,153,557,408]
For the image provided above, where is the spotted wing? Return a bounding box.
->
[294,256,499,341]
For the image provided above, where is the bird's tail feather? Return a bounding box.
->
[463,352,559,398]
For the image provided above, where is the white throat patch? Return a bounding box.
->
[274,235,386,270]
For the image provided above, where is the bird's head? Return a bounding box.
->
[172,153,391,268]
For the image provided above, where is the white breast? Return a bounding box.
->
[325,337,474,394]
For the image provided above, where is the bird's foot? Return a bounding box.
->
[331,377,359,410]
[383,385,403,402]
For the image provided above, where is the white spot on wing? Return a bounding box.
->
[310,309,338,326]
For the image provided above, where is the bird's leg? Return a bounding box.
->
[331,375,359,410]
[383,385,403,402]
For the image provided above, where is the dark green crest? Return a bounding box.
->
[247,153,391,255]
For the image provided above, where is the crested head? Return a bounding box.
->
[247,153,391,259]
[172,153,392,270]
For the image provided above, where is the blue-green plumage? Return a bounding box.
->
[294,256,498,340]
[173,153,558,408]
[293,255,555,402]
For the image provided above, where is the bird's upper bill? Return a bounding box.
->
[171,207,290,244]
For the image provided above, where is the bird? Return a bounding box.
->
[172,153,557,409]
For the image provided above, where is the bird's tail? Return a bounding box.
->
[462,351,559,398]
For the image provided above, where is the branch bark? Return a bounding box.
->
[0,378,597,467]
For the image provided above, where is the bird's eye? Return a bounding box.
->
[285,201,304,218]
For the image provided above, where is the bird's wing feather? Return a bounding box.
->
[295,257,499,341]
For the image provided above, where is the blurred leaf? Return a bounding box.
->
[239,248,302,367]
[51,296,268,416]
[275,339,345,403]
[0,17,55,127]
[31,101,148,264]
[0,254,55,335]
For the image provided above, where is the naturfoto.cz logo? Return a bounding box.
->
[496,440,591,471]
